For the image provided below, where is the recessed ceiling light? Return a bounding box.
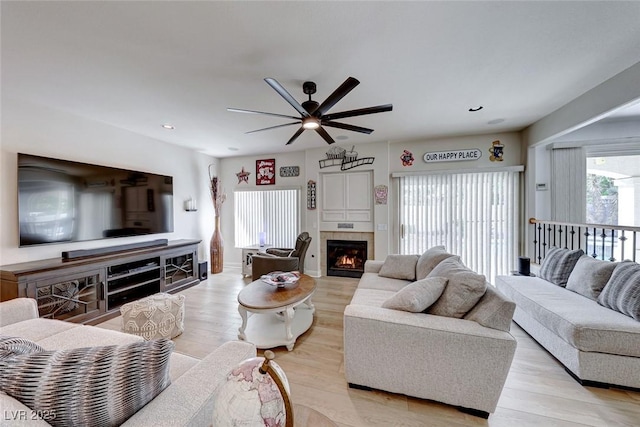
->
[336,135,349,140]
[487,118,505,125]
[228,147,239,151]
[468,106,483,112]
[162,124,175,130]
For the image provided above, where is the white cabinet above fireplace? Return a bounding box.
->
[320,171,372,231]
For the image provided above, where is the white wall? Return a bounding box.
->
[218,150,308,271]
[523,61,640,240]
[0,100,217,266]
[218,132,522,275]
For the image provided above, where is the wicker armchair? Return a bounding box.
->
[251,232,312,280]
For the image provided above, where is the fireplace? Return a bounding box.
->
[327,240,367,278]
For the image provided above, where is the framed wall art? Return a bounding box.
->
[256,159,275,185]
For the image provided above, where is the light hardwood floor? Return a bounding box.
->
[98,269,640,427]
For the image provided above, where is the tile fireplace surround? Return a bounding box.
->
[320,231,374,277]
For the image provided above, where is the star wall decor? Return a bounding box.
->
[236,166,250,184]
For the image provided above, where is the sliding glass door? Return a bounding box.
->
[398,170,520,282]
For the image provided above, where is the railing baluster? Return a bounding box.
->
[528,219,639,265]
[537,223,542,263]
[609,229,616,262]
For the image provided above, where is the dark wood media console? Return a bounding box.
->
[0,239,201,325]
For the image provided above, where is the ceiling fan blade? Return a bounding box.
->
[315,126,335,145]
[246,122,299,134]
[264,78,310,118]
[322,121,373,134]
[227,107,300,121]
[315,77,360,117]
[322,104,393,121]
[286,127,305,145]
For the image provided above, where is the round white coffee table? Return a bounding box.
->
[237,274,316,351]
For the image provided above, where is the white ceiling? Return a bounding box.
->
[3,1,640,158]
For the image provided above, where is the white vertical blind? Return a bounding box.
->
[234,189,299,248]
[551,147,586,223]
[398,170,519,282]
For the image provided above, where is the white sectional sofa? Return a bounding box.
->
[496,252,640,390]
[343,250,518,418]
[0,298,256,426]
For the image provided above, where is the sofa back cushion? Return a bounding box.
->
[415,246,458,280]
[427,258,487,318]
[381,277,448,313]
[0,339,174,427]
[539,247,584,286]
[597,261,640,321]
[379,254,419,281]
[463,286,516,332]
[566,255,617,300]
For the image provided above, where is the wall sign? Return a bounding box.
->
[423,149,482,163]
[279,166,300,177]
[307,180,316,210]
[256,159,275,185]
[319,145,375,170]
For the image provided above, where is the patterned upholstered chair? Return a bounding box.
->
[251,232,312,280]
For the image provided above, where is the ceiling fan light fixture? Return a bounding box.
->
[302,117,320,130]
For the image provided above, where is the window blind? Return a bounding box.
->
[234,189,299,248]
[398,170,519,282]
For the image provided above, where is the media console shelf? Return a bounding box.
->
[0,239,200,325]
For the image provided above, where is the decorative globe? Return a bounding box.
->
[212,351,291,426]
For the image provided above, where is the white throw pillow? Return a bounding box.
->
[379,254,419,281]
[382,277,448,312]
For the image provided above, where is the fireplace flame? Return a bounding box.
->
[336,255,357,269]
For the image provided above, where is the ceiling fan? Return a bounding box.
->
[227,77,392,145]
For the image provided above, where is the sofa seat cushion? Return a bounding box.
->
[350,288,397,307]
[37,325,144,350]
[0,318,80,343]
[169,352,200,382]
[356,272,411,292]
[496,275,640,357]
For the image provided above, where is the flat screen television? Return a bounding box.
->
[18,153,174,246]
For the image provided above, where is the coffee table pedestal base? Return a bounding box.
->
[238,307,313,351]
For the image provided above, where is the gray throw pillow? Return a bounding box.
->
[463,286,516,332]
[566,255,617,300]
[382,277,448,312]
[415,246,459,280]
[597,261,640,321]
[0,336,45,359]
[0,339,174,427]
[539,247,585,286]
[426,258,487,318]
[379,254,419,281]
